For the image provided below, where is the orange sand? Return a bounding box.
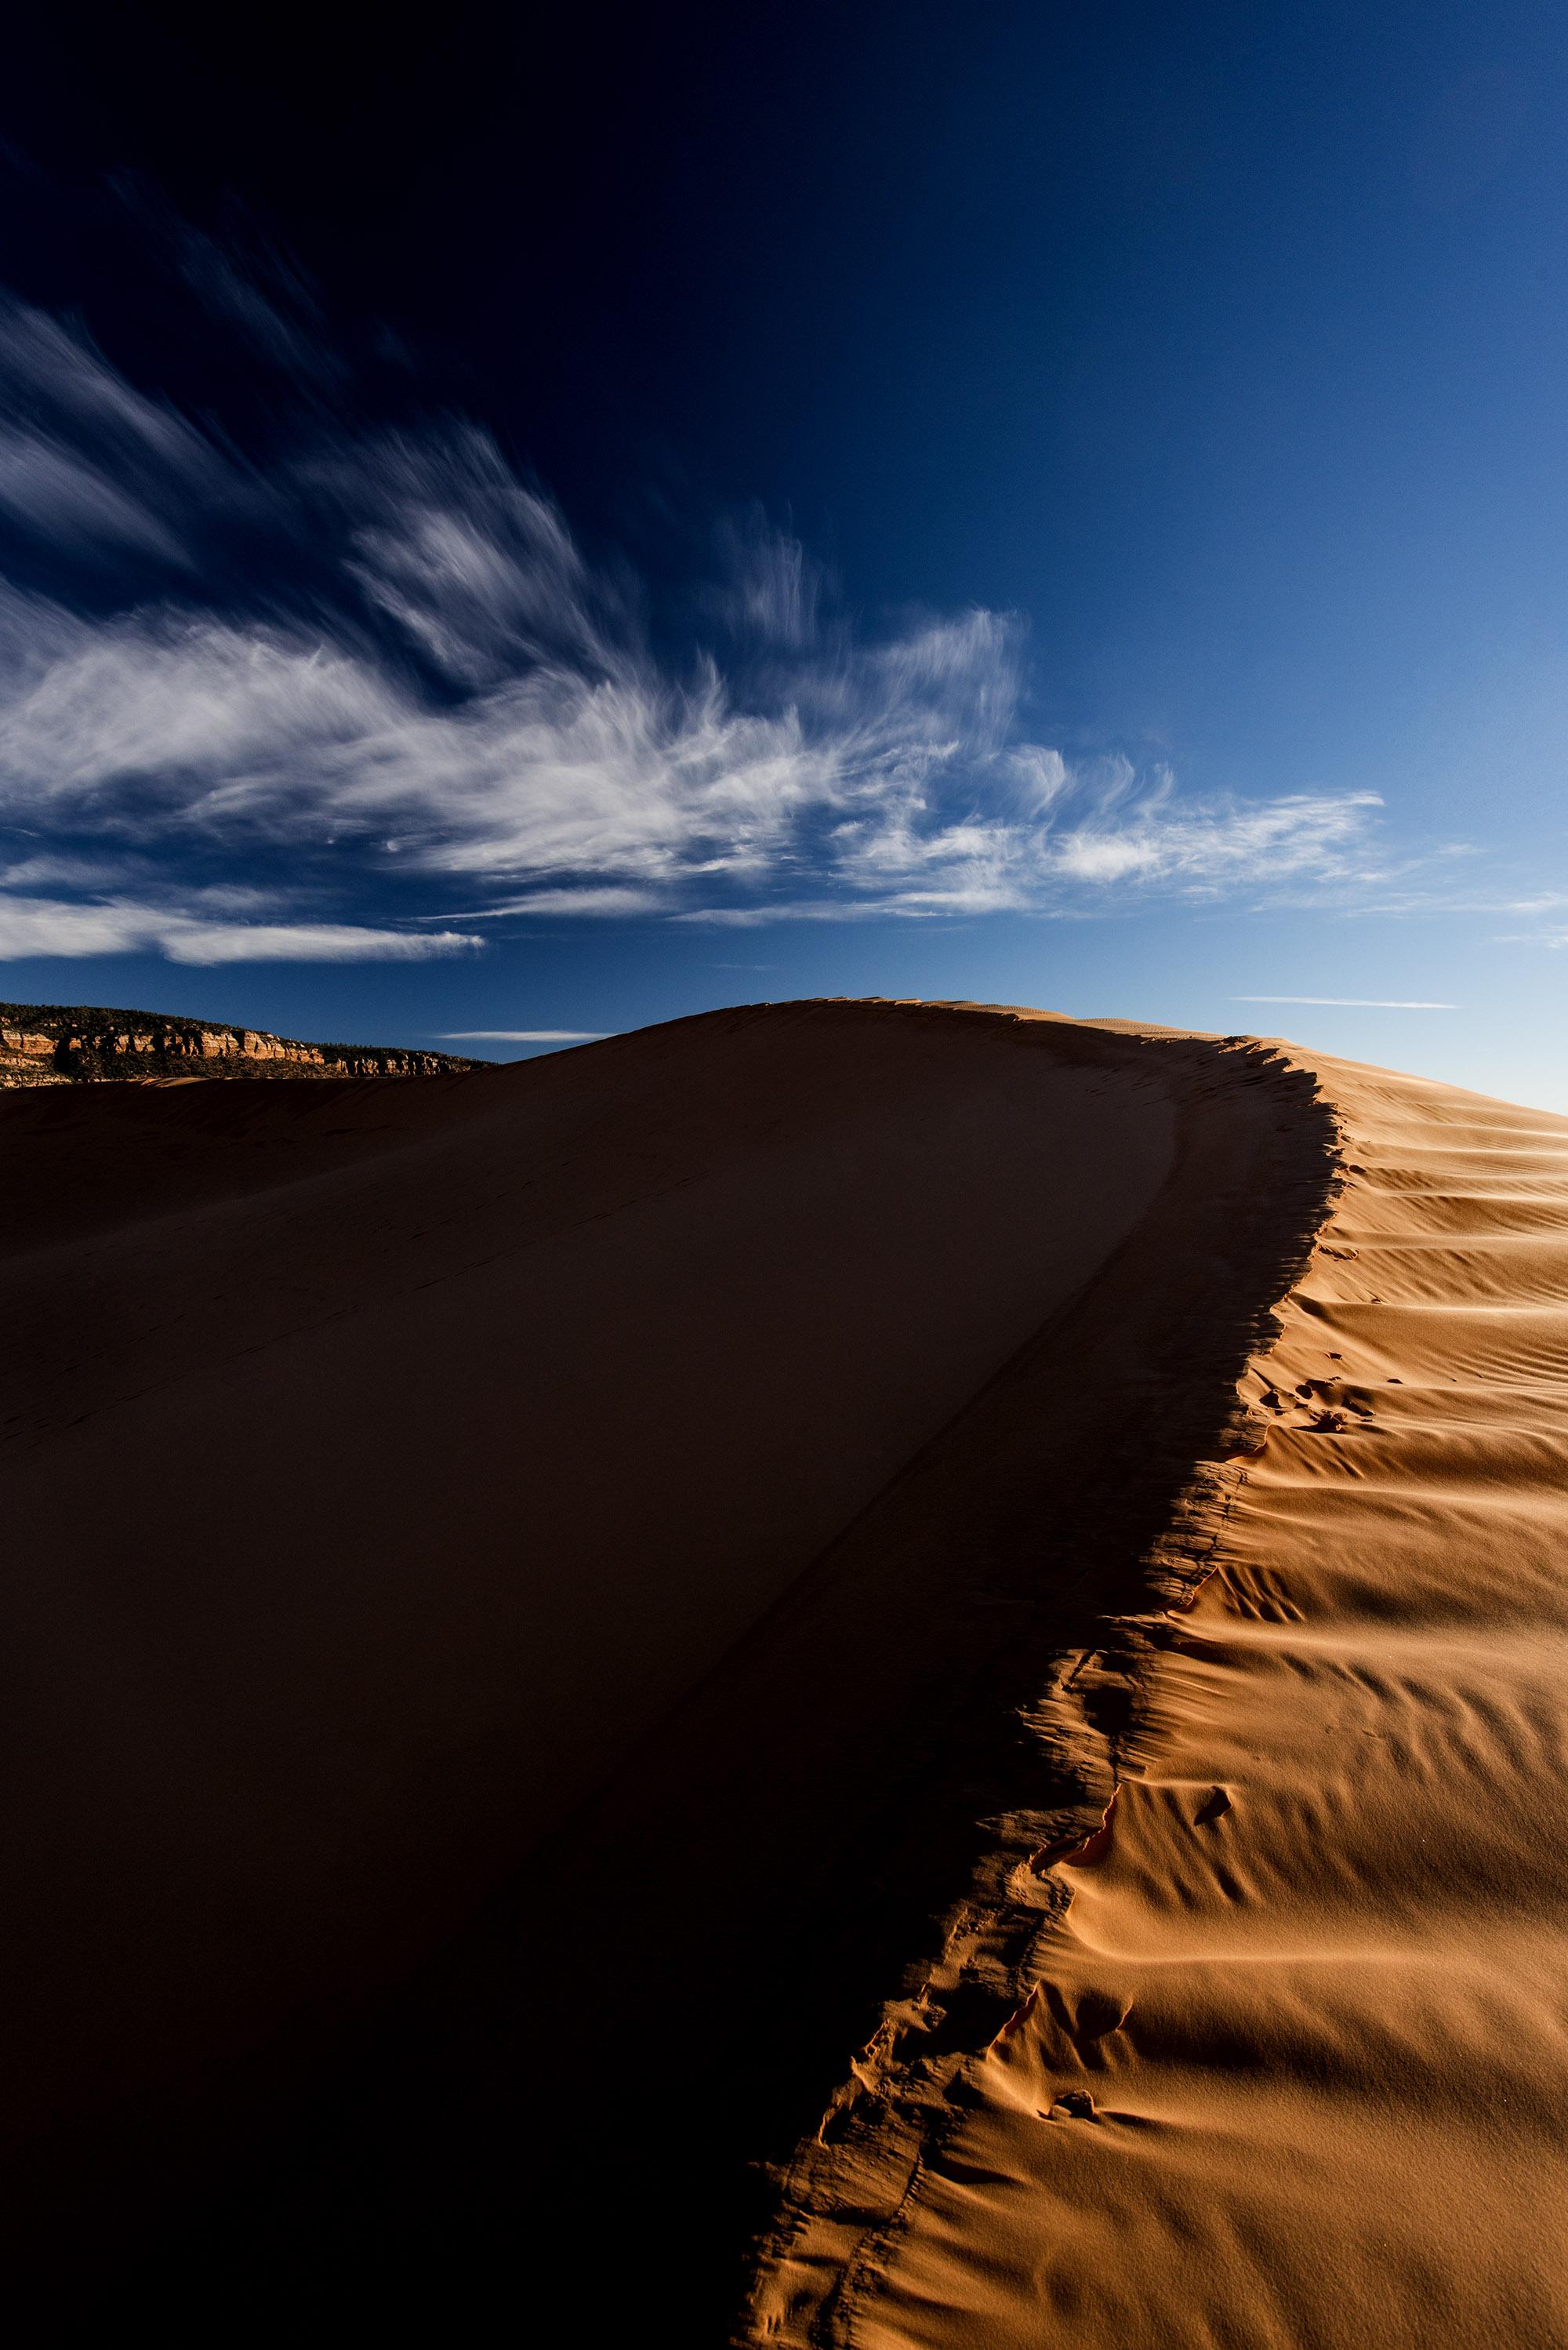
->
[748,1045,1568,2348]
[4,1003,1561,2343]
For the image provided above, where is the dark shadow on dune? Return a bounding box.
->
[24,1008,1335,2340]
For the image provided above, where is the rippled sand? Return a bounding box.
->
[750,1048,1568,2348]
[5,1004,1561,2341]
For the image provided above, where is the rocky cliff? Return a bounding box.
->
[0,1002,483,1087]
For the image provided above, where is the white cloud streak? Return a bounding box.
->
[437,1028,607,1041]
[0,292,1396,959]
[0,892,477,963]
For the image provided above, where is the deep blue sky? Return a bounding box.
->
[1,0,1565,1104]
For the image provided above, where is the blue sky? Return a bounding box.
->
[1,0,1565,1106]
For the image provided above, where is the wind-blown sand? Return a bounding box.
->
[2,1002,1563,2339]
[748,1044,1568,2348]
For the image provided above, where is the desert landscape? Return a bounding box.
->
[5,5,1565,2337]
[5,996,1562,2338]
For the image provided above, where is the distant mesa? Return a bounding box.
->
[0,1001,482,1088]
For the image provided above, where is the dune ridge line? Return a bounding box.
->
[0,1000,1235,2316]
[739,1013,1345,2341]
[24,1001,1548,2342]
[747,1034,1568,2349]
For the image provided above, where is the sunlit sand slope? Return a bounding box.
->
[750,1055,1568,2345]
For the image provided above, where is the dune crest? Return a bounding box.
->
[10,1001,1556,2339]
[746,1048,1568,2348]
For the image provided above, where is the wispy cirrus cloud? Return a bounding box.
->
[0,892,477,964]
[0,278,1399,962]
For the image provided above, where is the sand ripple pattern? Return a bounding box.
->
[758,1054,1568,2348]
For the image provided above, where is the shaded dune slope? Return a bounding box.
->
[0,1002,1340,2327]
[751,1053,1568,2348]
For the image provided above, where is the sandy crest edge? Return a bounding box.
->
[737,1020,1346,2346]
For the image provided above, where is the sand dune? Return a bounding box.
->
[0,1001,1183,2308]
[749,1045,1568,2348]
[4,1001,1561,2338]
